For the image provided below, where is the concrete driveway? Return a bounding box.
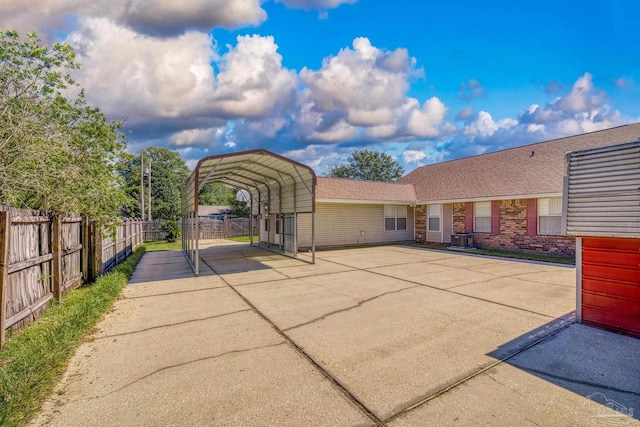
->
[34,241,640,426]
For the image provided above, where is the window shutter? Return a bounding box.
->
[465,202,473,233]
[491,200,500,235]
[526,199,537,236]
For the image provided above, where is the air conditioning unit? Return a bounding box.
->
[451,233,474,248]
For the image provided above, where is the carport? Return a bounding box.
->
[181,149,317,276]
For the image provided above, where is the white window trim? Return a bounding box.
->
[473,201,491,233]
[537,197,563,236]
[427,204,441,232]
[384,205,408,232]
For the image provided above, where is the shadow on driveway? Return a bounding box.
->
[489,319,640,423]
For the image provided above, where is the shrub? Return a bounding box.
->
[161,220,181,242]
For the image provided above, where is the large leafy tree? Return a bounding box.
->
[0,31,128,223]
[326,149,404,182]
[198,182,236,205]
[118,147,190,220]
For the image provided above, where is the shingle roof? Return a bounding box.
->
[398,123,640,202]
[316,177,417,203]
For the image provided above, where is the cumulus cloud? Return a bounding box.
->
[446,73,626,159]
[456,79,485,101]
[0,0,266,38]
[403,150,427,164]
[297,37,452,143]
[66,20,296,146]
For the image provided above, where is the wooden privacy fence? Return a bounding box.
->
[143,218,253,241]
[0,206,143,348]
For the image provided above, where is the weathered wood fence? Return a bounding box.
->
[143,218,253,241]
[0,206,143,348]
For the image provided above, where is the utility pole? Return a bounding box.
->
[147,157,152,221]
[140,152,145,221]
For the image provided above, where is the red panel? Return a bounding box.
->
[525,199,537,236]
[581,237,640,337]
[491,200,500,235]
[465,202,473,233]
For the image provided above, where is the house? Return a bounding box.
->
[398,122,640,256]
[198,205,232,220]
[296,177,416,249]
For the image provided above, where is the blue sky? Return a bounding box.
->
[3,0,639,173]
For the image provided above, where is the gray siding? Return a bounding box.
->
[565,140,640,237]
[298,202,414,248]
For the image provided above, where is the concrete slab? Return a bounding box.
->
[284,285,553,419]
[452,276,575,317]
[390,324,640,426]
[368,262,497,289]
[34,251,373,427]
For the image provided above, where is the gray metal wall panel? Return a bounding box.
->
[565,140,640,238]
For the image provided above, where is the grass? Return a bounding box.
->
[142,240,181,252]
[404,243,575,265]
[226,235,258,243]
[0,245,147,427]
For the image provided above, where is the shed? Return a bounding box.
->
[564,140,640,337]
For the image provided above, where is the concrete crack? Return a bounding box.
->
[97,309,253,340]
[95,341,286,400]
[124,285,229,300]
[283,285,421,332]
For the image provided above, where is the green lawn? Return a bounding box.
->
[142,240,182,252]
[404,243,575,265]
[0,245,148,427]
[226,235,258,243]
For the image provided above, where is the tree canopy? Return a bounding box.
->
[118,147,190,220]
[326,149,404,182]
[0,31,129,223]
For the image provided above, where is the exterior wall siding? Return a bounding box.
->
[451,201,575,256]
[443,204,453,243]
[297,202,415,248]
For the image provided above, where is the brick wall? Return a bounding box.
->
[414,204,426,243]
[428,200,575,256]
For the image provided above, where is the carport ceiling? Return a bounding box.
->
[182,149,316,215]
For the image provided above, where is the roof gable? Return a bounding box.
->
[316,177,416,203]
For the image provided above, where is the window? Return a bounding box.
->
[427,204,441,231]
[264,217,269,232]
[474,201,491,232]
[385,205,407,231]
[538,197,562,235]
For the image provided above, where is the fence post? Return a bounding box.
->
[93,222,103,277]
[81,218,90,283]
[52,214,62,301]
[0,211,10,348]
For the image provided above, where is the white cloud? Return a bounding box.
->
[0,0,266,38]
[212,35,297,119]
[403,150,427,164]
[169,128,223,148]
[297,37,451,143]
[462,111,517,137]
[457,78,485,101]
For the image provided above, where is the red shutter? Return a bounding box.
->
[526,199,537,236]
[491,200,500,235]
[465,202,473,233]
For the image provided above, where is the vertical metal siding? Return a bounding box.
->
[580,237,640,338]
[565,140,640,237]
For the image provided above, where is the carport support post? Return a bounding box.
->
[312,211,316,263]
[194,169,199,276]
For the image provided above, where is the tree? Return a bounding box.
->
[326,149,404,182]
[198,182,236,205]
[0,31,129,224]
[117,147,190,220]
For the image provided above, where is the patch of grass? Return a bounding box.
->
[226,235,258,243]
[142,240,181,252]
[0,246,146,427]
[404,243,575,265]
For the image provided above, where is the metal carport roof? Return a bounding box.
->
[181,149,317,275]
